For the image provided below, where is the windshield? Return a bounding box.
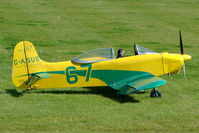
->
[134,44,157,55]
[72,48,115,63]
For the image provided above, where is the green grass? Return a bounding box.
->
[0,0,199,132]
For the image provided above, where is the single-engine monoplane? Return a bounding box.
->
[12,31,191,97]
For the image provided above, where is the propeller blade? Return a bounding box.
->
[179,30,187,79]
[179,30,184,55]
[183,63,186,79]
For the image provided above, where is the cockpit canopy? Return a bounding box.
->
[72,48,115,64]
[71,45,157,64]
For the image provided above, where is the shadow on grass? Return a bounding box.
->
[5,87,140,103]
[86,87,139,103]
[36,87,139,103]
[5,89,22,98]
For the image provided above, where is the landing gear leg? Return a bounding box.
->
[150,88,161,98]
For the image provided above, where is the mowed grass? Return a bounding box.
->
[0,0,199,132]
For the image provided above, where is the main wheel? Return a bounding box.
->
[150,90,161,98]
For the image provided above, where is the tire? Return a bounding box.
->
[150,90,161,98]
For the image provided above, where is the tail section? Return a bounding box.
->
[12,41,44,89]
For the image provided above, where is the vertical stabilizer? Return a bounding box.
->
[12,41,43,89]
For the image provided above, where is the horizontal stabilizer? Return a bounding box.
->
[18,73,50,89]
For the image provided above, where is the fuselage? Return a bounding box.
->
[27,53,191,89]
[12,41,191,90]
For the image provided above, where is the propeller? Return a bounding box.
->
[179,30,186,79]
[179,30,184,54]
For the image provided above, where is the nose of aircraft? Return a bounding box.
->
[182,54,192,62]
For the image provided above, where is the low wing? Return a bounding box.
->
[109,75,166,95]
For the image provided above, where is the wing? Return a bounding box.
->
[109,75,166,95]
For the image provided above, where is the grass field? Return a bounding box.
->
[0,0,199,132]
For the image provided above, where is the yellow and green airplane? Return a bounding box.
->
[12,32,191,97]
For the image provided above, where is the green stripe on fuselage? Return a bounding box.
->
[17,69,160,93]
[17,69,153,86]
